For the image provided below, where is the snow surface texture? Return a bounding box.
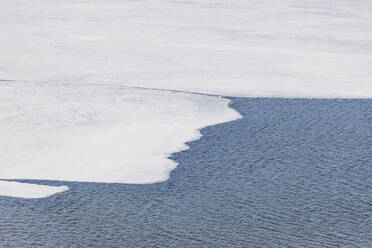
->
[1,0,371,197]
[1,0,372,97]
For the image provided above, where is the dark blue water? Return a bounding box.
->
[1,98,371,247]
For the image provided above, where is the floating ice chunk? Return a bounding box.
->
[0,180,68,199]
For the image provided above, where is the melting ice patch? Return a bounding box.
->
[0,82,240,197]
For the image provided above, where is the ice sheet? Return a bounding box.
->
[1,0,371,97]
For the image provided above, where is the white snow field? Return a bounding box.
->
[1,0,372,197]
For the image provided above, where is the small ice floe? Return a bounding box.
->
[0,180,68,199]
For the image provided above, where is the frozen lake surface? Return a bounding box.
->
[1,98,371,247]
[1,0,372,245]
[2,0,372,98]
[1,0,372,197]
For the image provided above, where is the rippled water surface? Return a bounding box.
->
[1,98,371,247]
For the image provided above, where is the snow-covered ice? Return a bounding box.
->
[0,81,240,196]
[1,0,371,197]
[1,0,371,97]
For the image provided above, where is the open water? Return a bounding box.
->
[1,98,371,247]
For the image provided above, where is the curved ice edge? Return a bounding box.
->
[161,97,243,182]
[0,180,69,199]
[0,92,241,199]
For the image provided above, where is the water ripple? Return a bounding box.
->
[0,98,371,247]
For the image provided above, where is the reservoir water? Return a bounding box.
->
[1,98,371,247]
